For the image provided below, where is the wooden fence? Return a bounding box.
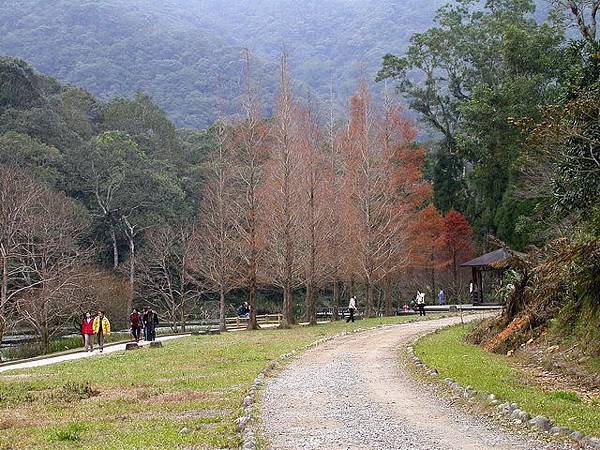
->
[225,314,283,328]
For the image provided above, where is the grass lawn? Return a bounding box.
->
[0,314,448,449]
[415,323,600,436]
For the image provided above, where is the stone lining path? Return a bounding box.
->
[262,315,569,450]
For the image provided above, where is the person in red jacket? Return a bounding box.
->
[129,308,142,342]
[81,312,95,352]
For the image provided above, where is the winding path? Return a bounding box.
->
[262,315,566,450]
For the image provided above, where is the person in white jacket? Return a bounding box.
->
[416,291,426,316]
[346,296,357,323]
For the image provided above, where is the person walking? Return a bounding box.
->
[346,296,357,323]
[438,289,445,306]
[129,308,142,342]
[92,310,111,352]
[142,307,151,341]
[151,309,159,340]
[416,291,426,316]
[81,312,95,352]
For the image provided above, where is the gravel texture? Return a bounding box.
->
[262,316,570,450]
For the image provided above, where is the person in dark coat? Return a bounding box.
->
[142,307,152,341]
[151,309,159,340]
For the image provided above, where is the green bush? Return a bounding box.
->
[552,391,581,403]
[48,422,87,442]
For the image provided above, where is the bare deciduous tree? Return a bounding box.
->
[193,120,241,332]
[137,224,200,333]
[0,169,45,344]
[297,106,332,325]
[231,49,270,331]
[341,85,429,317]
[13,184,92,353]
[260,54,303,328]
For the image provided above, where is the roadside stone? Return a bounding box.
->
[528,416,552,431]
[125,343,139,350]
[584,437,600,449]
[518,411,529,421]
[490,399,499,406]
[243,395,253,406]
[149,341,163,348]
[513,419,523,425]
[511,409,523,419]
[463,390,475,399]
[179,427,192,434]
[236,416,249,431]
[570,431,584,440]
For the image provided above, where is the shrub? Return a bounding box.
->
[48,422,87,442]
[552,391,582,403]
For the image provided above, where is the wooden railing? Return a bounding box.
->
[225,314,283,328]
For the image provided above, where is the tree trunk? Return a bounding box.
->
[127,236,135,315]
[0,252,7,343]
[305,282,317,325]
[40,325,50,355]
[171,303,178,333]
[110,226,119,269]
[331,279,340,321]
[219,289,227,332]
[366,280,375,318]
[246,267,260,330]
[180,306,186,332]
[280,284,293,329]
[430,251,435,302]
[383,276,393,317]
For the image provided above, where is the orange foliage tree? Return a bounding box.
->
[443,209,474,296]
[411,204,450,300]
[340,84,430,317]
[259,54,303,328]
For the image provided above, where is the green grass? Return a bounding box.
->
[415,324,600,436]
[0,314,448,449]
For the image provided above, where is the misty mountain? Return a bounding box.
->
[0,0,547,128]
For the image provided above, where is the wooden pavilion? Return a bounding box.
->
[460,248,523,304]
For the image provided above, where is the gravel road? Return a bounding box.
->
[262,315,568,450]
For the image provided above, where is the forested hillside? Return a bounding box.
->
[0,0,452,128]
[378,0,600,360]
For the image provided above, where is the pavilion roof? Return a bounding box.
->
[460,248,525,269]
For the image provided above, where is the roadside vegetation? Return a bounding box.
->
[0,314,447,449]
[415,324,600,437]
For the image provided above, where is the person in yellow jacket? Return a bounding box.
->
[92,310,111,353]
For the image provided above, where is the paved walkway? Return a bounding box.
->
[0,335,189,373]
[262,315,568,450]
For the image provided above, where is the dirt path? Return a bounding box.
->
[262,315,567,450]
[0,335,189,373]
